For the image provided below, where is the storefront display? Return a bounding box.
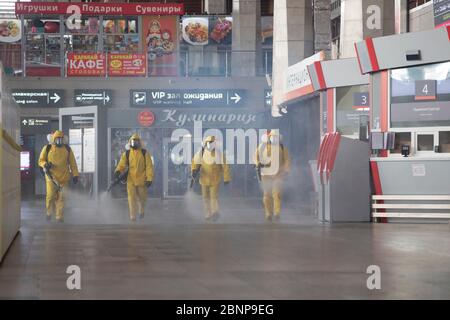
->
[103,17,139,53]
[24,18,62,76]
[15,2,184,77]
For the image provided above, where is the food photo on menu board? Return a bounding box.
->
[181,16,233,46]
[0,19,21,43]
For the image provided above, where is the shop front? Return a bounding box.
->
[15,2,183,77]
[355,26,450,220]
[108,107,266,199]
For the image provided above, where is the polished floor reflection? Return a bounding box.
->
[1,199,450,299]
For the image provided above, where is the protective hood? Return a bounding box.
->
[203,135,215,145]
[128,133,142,150]
[129,133,141,143]
[52,130,64,142]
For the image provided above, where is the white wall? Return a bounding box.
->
[409,1,434,32]
[0,63,21,263]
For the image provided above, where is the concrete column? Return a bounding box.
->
[231,0,262,77]
[271,0,314,112]
[314,0,332,57]
[205,0,227,15]
[394,0,408,34]
[339,0,396,58]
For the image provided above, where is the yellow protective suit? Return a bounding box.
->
[191,136,231,219]
[115,134,154,221]
[254,135,290,220]
[38,130,79,221]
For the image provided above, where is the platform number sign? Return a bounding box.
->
[415,80,436,101]
[353,92,370,110]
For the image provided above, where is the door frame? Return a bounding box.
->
[59,105,107,197]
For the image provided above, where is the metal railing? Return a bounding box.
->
[2,48,272,77]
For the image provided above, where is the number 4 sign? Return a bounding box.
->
[415,80,436,101]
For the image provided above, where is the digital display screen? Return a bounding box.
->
[390,61,450,127]
[20,151,30,171]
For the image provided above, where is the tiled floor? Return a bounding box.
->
[1,197,450,299]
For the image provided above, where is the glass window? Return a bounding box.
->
[64,35,99,53]
[103,18,138,34]
[391,132,411,154]
[103,34,139,53]
[102,17,139,53]
[335,85,369,138]
[390,61,450,128]
[25,34,61,66]
[439,131,450,153]
[65,17,99,34]
[417,134,434,151]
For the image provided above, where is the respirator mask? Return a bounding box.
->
[54,137,64,148]
[130,139,141,149]
[206,141,216,151]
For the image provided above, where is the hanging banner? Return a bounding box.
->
[67,53,106,76]
[107,53,146,76]
[15,2,184,16]
[143,16,178,76]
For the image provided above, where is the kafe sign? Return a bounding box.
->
[67,53,105,76]
[285,51,324,101]
[130,89,246,108]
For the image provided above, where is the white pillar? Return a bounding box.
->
[272,0,314,113]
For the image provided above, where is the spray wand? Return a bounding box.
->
[43,167,62,193]
[107,168,129,192]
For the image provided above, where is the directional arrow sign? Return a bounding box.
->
[12,90,65,108]
[230,93,242,104]
[22,119,28,126]
[130,89,246,108]
[74,89,113,107]
[50,93,61,104]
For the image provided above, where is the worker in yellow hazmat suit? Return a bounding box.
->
[254,131,290,221]
[115,134,154,221]
[38,130,79,222]
[191,136,231,221]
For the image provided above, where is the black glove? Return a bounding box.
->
[44,162,52,170]
[114,171,121,179]
[72,176,79,185]
[145,181,152,188]
[224,181,230,185]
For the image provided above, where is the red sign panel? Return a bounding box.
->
[67,53,106,77]
[138,110,155,127]
[108,54,146,77]
[143,16,178,76]
[15,2,184,16]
